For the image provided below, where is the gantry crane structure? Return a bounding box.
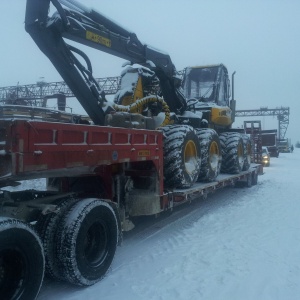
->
[0,70,184,104]
[0,80,290,140]
[0,76,120,102]
[235,107,290,141]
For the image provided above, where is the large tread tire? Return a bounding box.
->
[36,198,80,281]
[160,125,201,188]
[0,217,44,300]
[242,134,252,171]
[220,132,244,174]
[195,128,222,182]
[57,199,119,286]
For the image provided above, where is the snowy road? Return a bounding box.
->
[37,149,300,300]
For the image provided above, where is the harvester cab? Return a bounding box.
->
[182,64,235,130]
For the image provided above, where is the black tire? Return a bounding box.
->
[0,217,44,300]
[160,125,201,188]
[57,199,119,286]
[242,134,252,171]
[220,132,244,174]
[246,173,253,187]
[195,128,222,182]
[252,172,258,185]
[36,198,80,281]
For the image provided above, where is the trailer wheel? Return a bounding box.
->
[161,125,201,188]
[57,199,119,286]
[196,128,222,182]
[252,172,258,185]
[0,217,44,300]
[246,173,253,187]
[36,198,80,280]
[242,134,252,171]
[220,132,244,174]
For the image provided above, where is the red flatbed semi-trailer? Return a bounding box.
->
[0,119,261,299]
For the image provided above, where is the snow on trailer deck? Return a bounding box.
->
[171,164,261,205]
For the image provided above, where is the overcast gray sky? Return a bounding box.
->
[1,0,300,143]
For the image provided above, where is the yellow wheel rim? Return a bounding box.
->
[184,140,198,174]
[209,141,219,156]
[209,141,220,171]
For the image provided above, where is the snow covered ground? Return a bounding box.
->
[35,149,300,300]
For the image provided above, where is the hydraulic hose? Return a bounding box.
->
[113,96,171,128]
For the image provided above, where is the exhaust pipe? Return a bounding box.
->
[230,71,236,123]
